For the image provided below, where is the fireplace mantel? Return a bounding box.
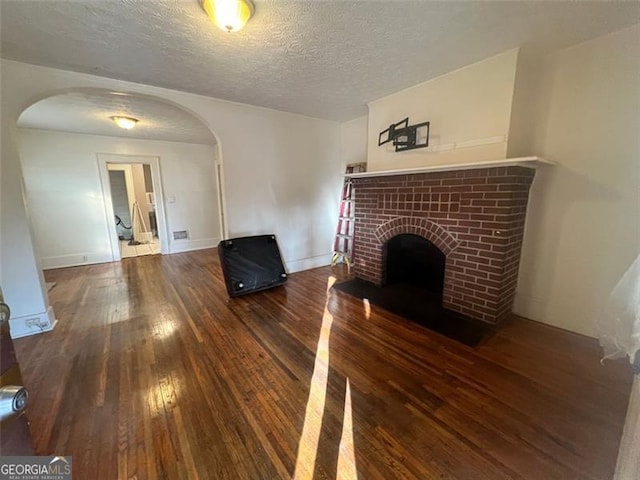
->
[346,156,553,179]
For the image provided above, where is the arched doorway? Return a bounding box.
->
[16,88,226,269]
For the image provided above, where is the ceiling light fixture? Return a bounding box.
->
[202,0,254,33]
[110,116,138,130]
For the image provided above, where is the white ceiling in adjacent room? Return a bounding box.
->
[18,90,216,145]
[2,1,639,121]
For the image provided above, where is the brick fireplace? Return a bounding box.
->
[351,164,537,324]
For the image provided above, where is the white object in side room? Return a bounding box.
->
[597,253,640,366]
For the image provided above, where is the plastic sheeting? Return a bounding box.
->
[597,254,640,366]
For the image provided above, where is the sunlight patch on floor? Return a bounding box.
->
[294,276,358,480]
[363,298,371,320]
[337,378,357,480]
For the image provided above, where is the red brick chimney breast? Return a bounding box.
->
[351,166,535,324]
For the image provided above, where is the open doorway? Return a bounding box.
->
[107,163,160,258]
[98,153,169,262]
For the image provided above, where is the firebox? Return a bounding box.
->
[384,234,445,299]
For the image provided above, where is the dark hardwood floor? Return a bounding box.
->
[14,249,632,479]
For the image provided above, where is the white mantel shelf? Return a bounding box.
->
[346,156,554,179]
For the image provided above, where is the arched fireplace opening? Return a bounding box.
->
[334,230,491,346]
[383,234,445,301]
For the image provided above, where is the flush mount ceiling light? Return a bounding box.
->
[110,116,138,130]
[202,0,254,33]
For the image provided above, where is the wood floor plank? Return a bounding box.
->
[12,248,632,479]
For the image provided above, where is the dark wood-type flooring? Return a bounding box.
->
[14,249,632,479]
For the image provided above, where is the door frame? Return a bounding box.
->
[97,154,169,261]
[215,153,228,240]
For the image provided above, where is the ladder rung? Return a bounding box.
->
[334,172,357,264]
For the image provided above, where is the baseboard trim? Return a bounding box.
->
[285,253,332,273]
[169,237,219,254]
[40,239,222,267]
[9,306,57,339]
[41,252,113,270]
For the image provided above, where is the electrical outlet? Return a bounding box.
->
[26,318,49,329]
[25,318,39,327]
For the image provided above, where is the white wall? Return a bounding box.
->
[0,122,54,338]
[18,129,221,269]
[341,116,368,167]
[366,49,518,172]
[0,59,342,337]
[514,25,640,337]
[218,107,341,272]
[507,49,544,158]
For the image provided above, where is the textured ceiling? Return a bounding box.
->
[2,1,639,121]
[18,90,216,145]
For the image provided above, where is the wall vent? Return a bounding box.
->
[173,230,189,240]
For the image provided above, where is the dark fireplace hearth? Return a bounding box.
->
[333,232,492,346]
[332,276,492,347]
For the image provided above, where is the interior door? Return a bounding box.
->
[0,300,35,455]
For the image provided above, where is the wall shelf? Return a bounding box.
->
[346,156,554,179]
